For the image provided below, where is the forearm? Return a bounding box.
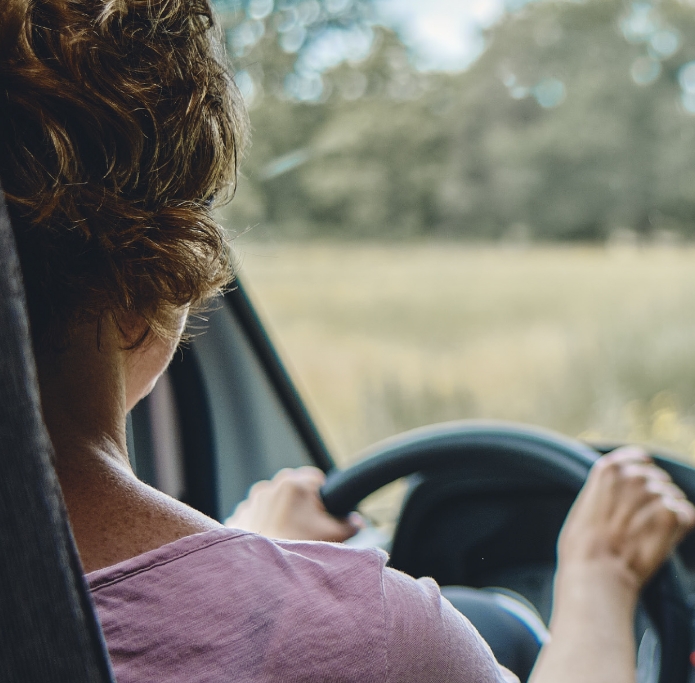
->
[529,564,637,683]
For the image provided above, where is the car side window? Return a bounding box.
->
[130,295,317,520]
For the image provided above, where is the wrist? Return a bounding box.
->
[533,562,638,683]
[556,552,641,595]
[551,558,639,630]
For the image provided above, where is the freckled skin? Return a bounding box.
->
[39,311,221,573]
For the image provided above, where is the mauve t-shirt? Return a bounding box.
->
[88,528,518,682]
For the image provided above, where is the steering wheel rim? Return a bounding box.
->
[321,420,692,683]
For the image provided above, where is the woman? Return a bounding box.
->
[0,1,692,682]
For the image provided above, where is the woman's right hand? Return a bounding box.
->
[529,447,695,683]
[557,446,695,593]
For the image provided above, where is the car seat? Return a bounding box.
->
[441,585,548,682]
[0,185,115,681]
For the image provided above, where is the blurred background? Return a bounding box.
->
[212,0,695,467]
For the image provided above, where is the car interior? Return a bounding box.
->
[5,196,695,680]
[5,0,695,681]
[130,275,695,683]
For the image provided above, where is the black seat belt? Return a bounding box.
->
[0,186,115,682]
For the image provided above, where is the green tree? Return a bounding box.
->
[220,0,695,242]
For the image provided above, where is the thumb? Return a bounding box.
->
[321,512,366,542]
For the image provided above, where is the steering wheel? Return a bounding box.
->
[320,420,693,683]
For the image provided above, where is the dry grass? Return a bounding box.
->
[236,241,695,468]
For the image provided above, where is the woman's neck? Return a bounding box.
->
[36,321,220,573]
[37,323,130,469]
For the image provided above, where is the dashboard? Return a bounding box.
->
[389,472,574,623]
[384,462,695,683]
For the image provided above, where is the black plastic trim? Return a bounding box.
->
[223,281,334,472]
[168,345,220,520]
[129,400,157,488]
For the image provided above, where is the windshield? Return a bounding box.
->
[215,0,695,468]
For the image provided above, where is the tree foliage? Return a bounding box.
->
[220,0,695,242]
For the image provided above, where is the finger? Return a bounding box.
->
[224,505,244,527]
[626,496,694,572]
[273,467,299,481]
[579,458,621,519]
[292,468,327,487]
[329,512,367,540]
[276,467,326,487]
[611,461,672,497]
[580,456,642,521]
[578,458,673,539]
[247,479,272,497]
[662,496,695,532]
[626,501,679,576]
[586,447,650,487]
[614,464,674,511]
[607,466,677,532]
[586,446,652,498]
[644,479,687,501]
[318,516,363,542]
[621,463,671,483]
[348,511,366,530]
[292,466,326,479]
[586,450,653,498]
[601,446,651,465]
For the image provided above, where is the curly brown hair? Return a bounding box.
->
[0,0,248,348]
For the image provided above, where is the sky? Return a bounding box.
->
[375,0,508,71]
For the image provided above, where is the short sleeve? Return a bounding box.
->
[382,567,519,683]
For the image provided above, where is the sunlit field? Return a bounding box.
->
[237,242,695,468]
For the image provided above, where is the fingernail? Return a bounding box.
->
[348,512,366,529]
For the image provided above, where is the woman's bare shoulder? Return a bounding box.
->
[60,458,221,573]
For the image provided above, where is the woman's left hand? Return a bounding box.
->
[225,466,364,542]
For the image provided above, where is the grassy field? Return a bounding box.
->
[236,241,695,469]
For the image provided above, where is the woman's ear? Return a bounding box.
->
[112,311,151,350]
